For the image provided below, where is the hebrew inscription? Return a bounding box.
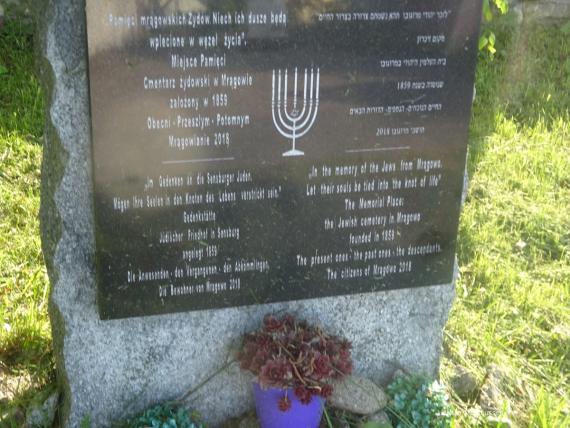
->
[86,0,482,319]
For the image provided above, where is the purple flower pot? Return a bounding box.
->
[253,383,325,428]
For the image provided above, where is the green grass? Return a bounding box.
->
[0,11,569,428]
[0,19,53,424]
[442,17,570,428]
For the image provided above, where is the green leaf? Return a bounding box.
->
[483,0,493,21]
[479,36,489,51]
[0,65,8,75]
[493,0,509,14]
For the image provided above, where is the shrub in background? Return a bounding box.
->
[480,0,509,57]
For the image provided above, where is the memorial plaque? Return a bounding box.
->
[86,0,482,319]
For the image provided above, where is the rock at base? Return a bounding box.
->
[450,365,478,401]
[25,392,59,428]
[329,375,388,415]
[478,365,510,413]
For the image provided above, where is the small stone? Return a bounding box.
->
[358,410,392,428]
[479,381,502,412]
[24,392,59,428]
[450,366,478,401]
[479,366,510,413]
[486,365,507,383]
[329,375,388,415]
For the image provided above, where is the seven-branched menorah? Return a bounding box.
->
[271,67,320,157]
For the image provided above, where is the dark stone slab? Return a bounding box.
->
[86,0,482,319]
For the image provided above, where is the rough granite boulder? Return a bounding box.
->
[24,392,59,428]
[479,365,510,414]
[329,375,388,415]
[37,0,458,426]
[450,365,478,401]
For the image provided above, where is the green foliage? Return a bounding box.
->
[0,20,44,136]
[360,422,392,428]
[484,0,508,19]
[387,375,453,428]
[80,415,92,428]
[530,389,570,428]
[120,403,204,428]
[445,17,570,428]
[479,30,497,55]
[480,0,509,57]
[0,15,52,426]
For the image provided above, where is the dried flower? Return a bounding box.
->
[334,358,353,378]
[263,314,284,332]
[313,354,332,379]
[238,314,353,409]
[259,358,292,387]
[320,384,334,398]
[294,385,313,405]
[278,395,292,412]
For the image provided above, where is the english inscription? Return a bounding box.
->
[87,0,482,319]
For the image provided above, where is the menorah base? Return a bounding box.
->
[282,149,305,157]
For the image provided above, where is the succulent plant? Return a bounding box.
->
[387,375,453,428]
[239,314,353,410]
[123,403,204,428]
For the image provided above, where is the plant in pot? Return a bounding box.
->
[238,314,353,428]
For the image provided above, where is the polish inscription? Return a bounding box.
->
[87,0,482,319]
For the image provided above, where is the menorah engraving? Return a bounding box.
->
[271,67,320,157]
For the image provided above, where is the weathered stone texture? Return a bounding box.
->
[39,0,456,426]
[329,375,388,415]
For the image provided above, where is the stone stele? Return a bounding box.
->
[37,0,456,426]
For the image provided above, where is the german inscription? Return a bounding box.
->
[87,0,482,319]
